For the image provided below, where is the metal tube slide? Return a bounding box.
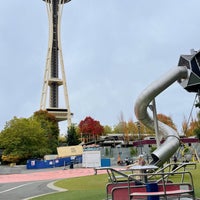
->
[134,66,188,166]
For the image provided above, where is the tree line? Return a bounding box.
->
[0,110,199,164]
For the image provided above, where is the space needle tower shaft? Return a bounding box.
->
[40,0,72,126]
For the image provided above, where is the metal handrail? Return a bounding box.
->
[151,162,196,183]
[128,171,195,199]
[94,167,142,184]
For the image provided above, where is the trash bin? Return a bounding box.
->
[101,158,110,167]
[146,182,159,200]
[69,161,74,169]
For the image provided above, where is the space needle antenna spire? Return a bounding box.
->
[40,0,72,127]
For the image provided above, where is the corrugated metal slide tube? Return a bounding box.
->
[134,66,188,166]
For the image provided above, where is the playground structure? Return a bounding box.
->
[98,50,200,199]
[179,143,200,163]
[134,66,187,167]
[96,163,196,200]
[134,49,200,167]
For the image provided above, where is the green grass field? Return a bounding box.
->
[31,164,200,200]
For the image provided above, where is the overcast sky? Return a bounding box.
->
[0,0,200,134]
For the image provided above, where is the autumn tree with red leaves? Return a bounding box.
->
[79,117,104,142]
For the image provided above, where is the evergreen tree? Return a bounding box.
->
[66,125,81,146]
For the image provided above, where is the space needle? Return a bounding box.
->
[40,0,72,127]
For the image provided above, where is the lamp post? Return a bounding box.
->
[136,122,143,155]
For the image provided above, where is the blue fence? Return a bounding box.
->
[27,155,82,169]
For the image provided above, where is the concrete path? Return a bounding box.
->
[0,166,107,183]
